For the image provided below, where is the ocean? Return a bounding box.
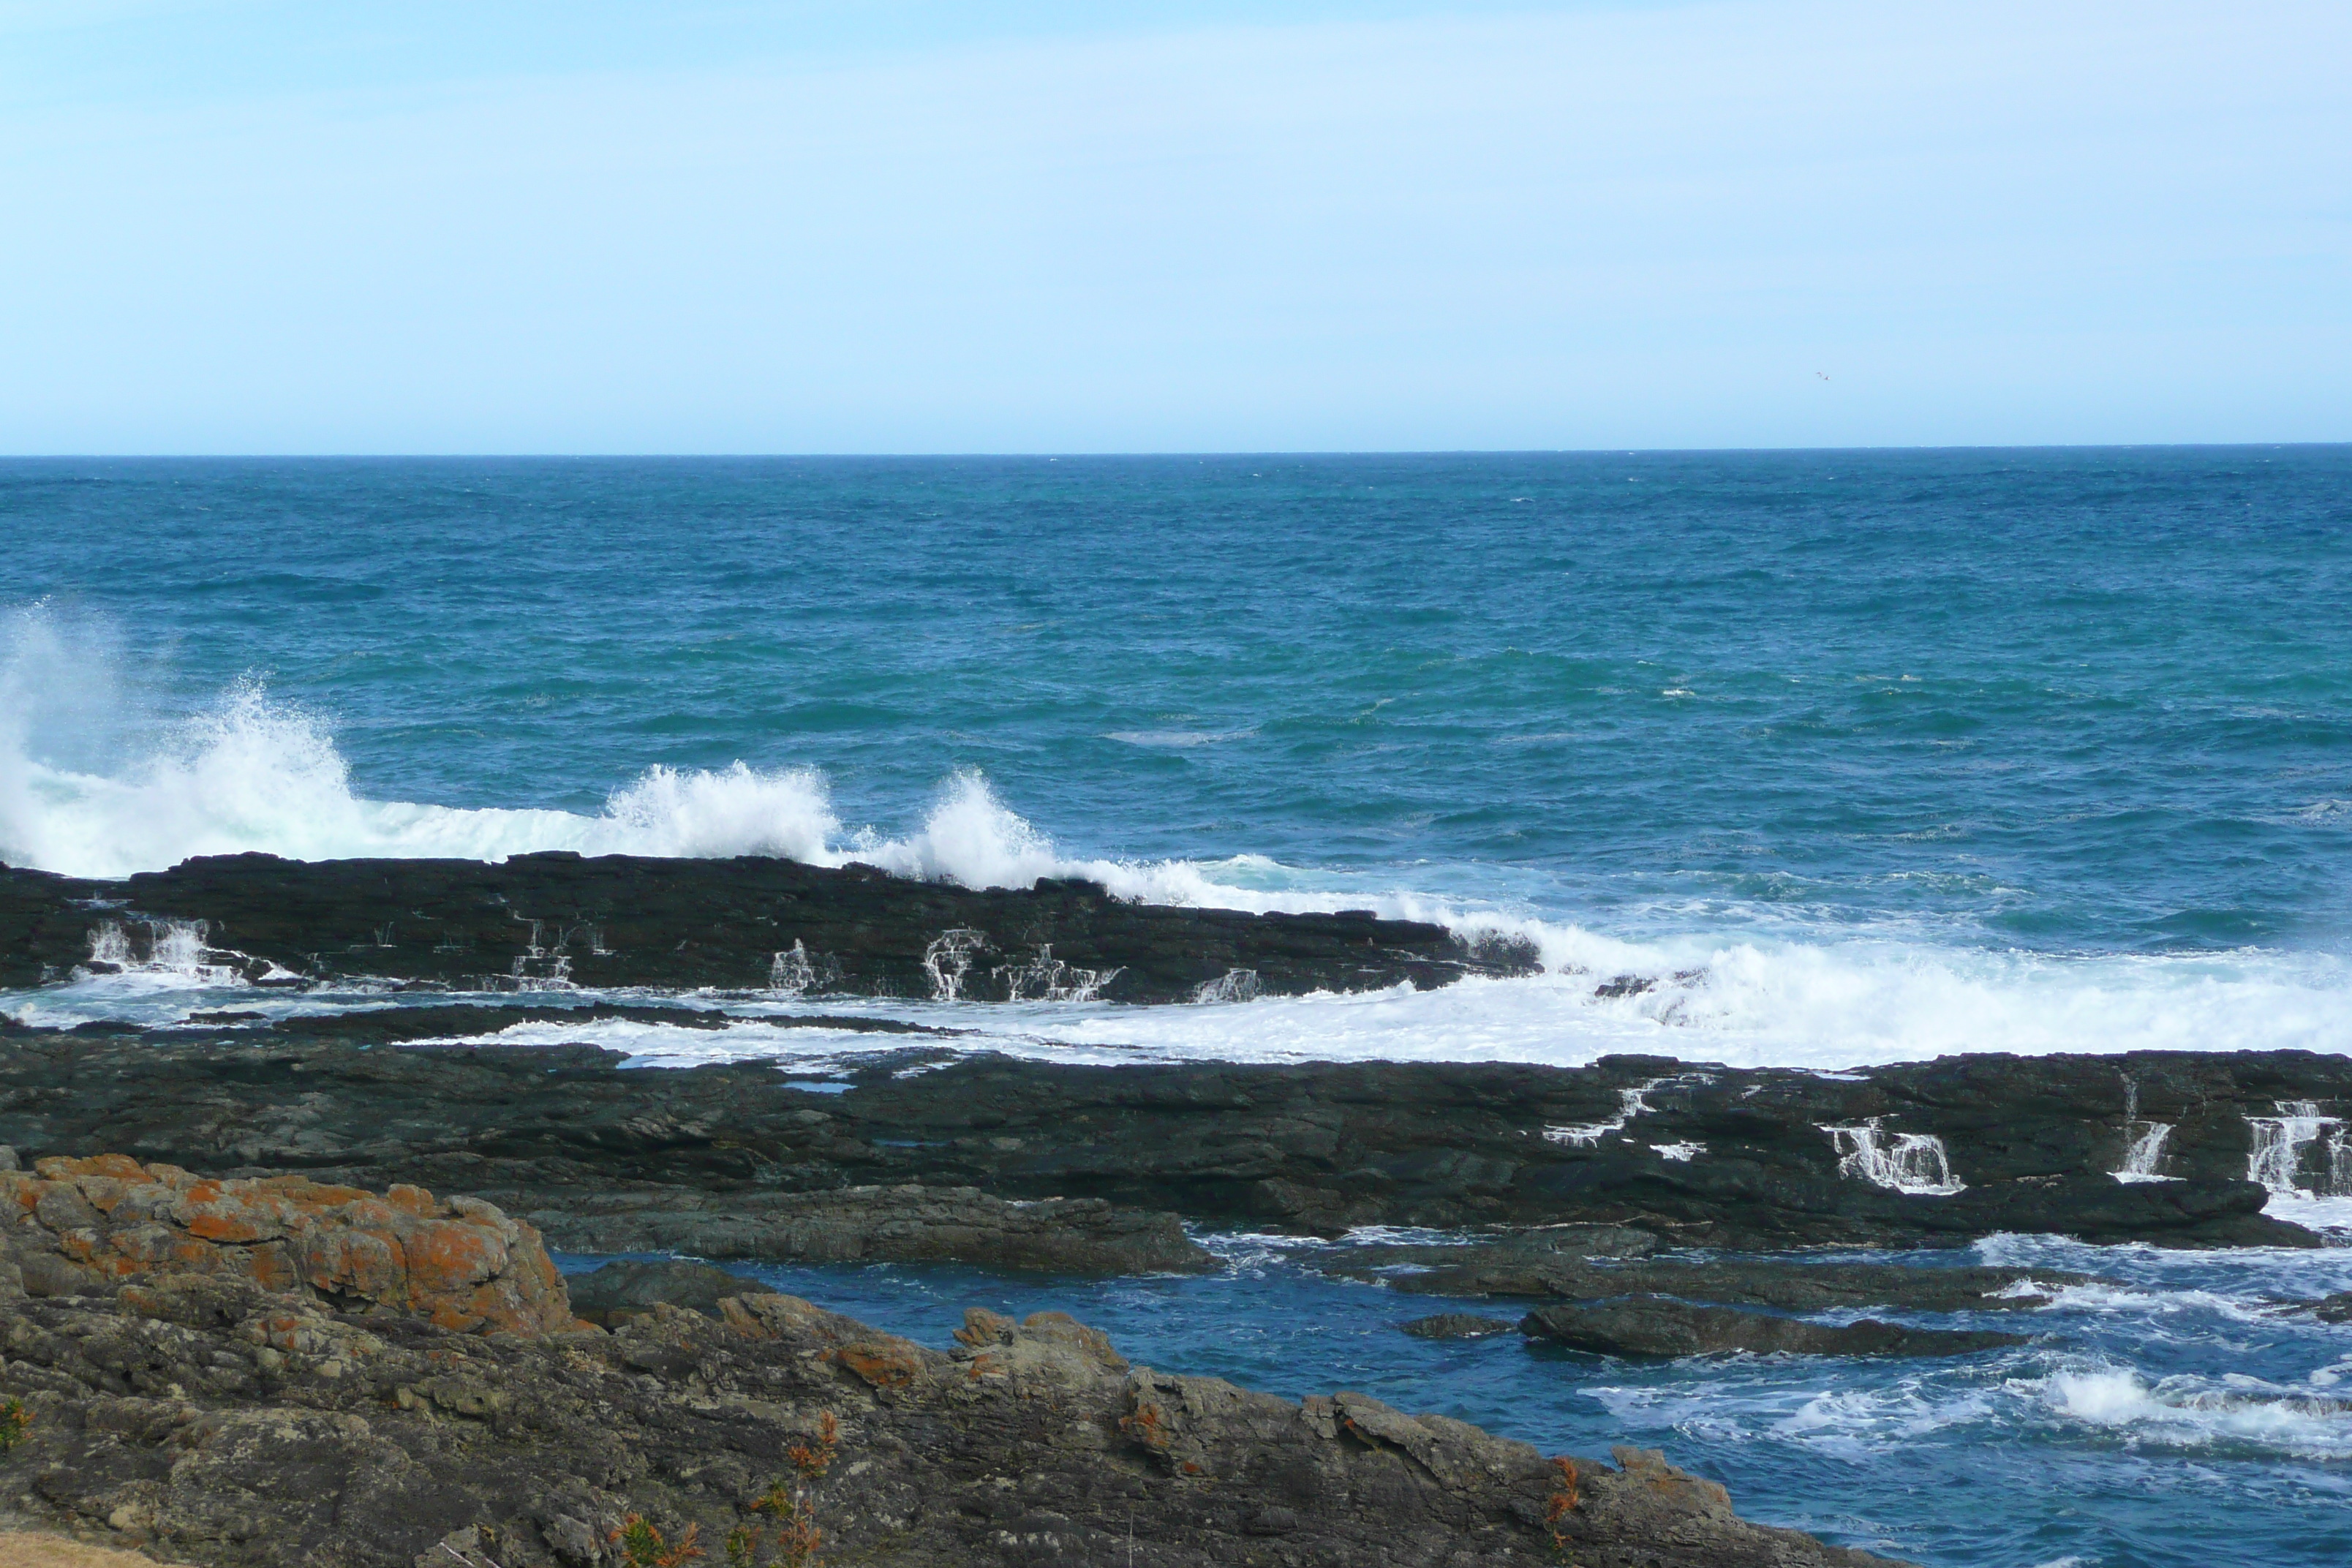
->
[4,449,2349,1065]
[5,448,2351,1566]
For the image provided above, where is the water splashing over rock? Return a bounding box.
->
[1820,1119,1966,1195]
[2247,1102,2351,1199]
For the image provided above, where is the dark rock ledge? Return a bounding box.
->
[1519,1299,2026,1360]
[0,1156,1899,1568]
[520,1183,1214,1276]
[1334,1245,2103,1313]
[0,1033,2343,1255]
[0,853,1536,1000]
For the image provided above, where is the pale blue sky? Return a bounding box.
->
[4,1,2345,452]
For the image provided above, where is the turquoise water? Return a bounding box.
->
[7,451,2352,1566]
[4,450,2350,1065]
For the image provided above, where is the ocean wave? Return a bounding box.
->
[2040,1367,2352,1459]
[7,620,2352,1066]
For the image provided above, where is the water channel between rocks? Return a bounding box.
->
[559,1233,2352,1568]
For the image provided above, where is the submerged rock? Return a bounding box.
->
[1521,1298,2029,1359]
[1379,1255,2100,1312]
[1399,1312,1520,1340]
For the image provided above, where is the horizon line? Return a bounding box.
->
[2,441,2345,462]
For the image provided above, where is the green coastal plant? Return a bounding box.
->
[0,1398,31,1452]
[727,1410,840,1568]
[611,1515,704,1568]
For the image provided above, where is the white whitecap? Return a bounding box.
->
[2040,1367,2352,1459]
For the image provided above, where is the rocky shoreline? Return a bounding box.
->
[6,854,2351,1564]
[7,851,2344,1259]
[0,1156,1898,1568]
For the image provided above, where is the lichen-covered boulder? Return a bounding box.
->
[0,1154,587,1335]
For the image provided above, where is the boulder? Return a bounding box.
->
[0,1154,586,1335]
[562,1258,769,1327]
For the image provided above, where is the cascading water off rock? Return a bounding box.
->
[1820,1119,1966,1196]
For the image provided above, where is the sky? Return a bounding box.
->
[1,1,2346,453]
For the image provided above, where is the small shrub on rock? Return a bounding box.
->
[611,1515,703,1568]
[728,1410,839,1568]
[1545,1456,1581,1558]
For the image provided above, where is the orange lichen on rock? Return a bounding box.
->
[829,1337,930,1390]
[0,1156,588,1336]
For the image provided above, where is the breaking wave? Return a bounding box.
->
[6,624,2352,1066]
[2041,1368,2352,1460]
[0,619,1057,884]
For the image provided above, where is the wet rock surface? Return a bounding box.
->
[1518,1299,2029,1360]
[0,854,1533,1000]
[1398,1313,1519,1341]
[0,1033,2340,1254]
[0,1171,1901,1568]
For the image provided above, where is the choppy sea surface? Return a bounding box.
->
[5,451,2351,1565]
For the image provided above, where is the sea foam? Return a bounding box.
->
[6,622,2352,1069]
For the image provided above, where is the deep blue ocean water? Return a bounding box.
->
[6,449,2352,1565]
